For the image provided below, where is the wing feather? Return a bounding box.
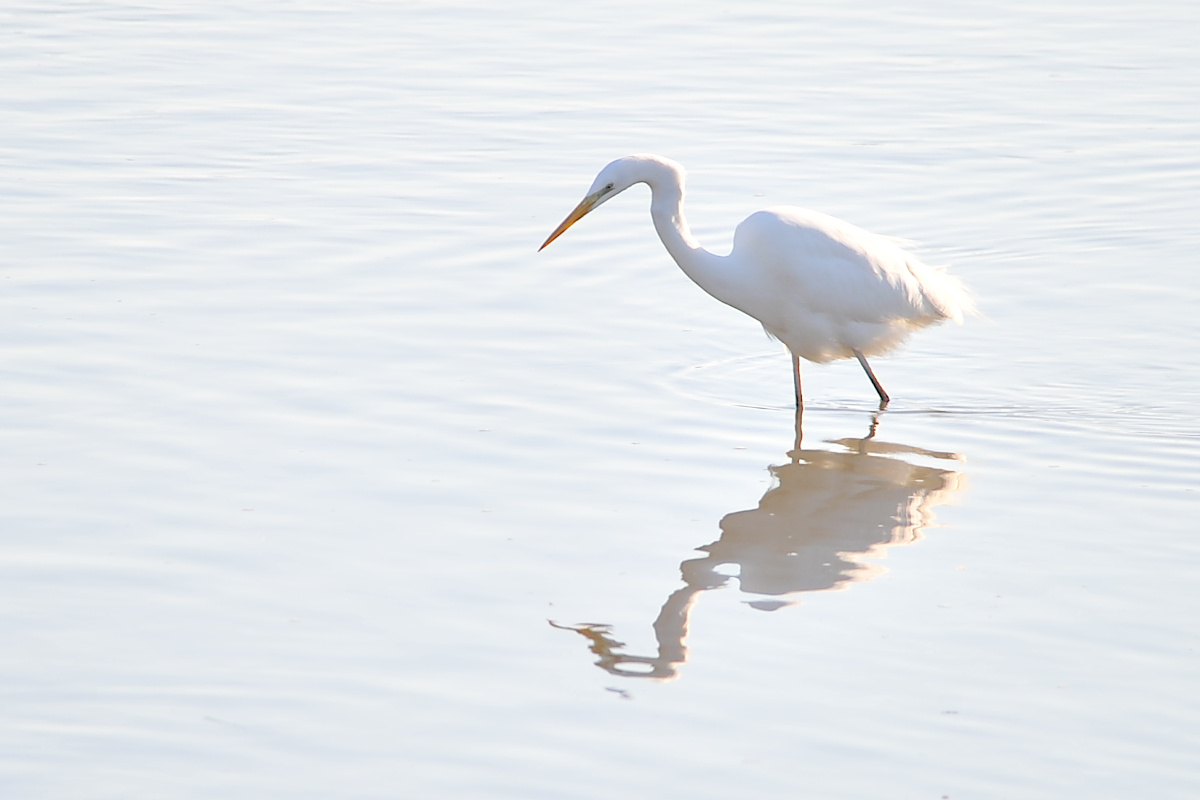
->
[729,208,970,361]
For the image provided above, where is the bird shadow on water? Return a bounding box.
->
[551,410,966,681]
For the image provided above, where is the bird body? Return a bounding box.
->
[540,154,971,407]
[726,205,965,363]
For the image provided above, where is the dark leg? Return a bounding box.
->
[853,349,890,408]
[792,402,804,461]
[790,352,804,461]
[792,352,803,410]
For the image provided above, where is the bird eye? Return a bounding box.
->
[604,182,614,192]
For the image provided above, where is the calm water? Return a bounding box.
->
[3,2,1199,798]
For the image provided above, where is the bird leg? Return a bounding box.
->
[791,352,804,410]
[789,352,805,460]
[791,403,804,462]
[853,349,890,408]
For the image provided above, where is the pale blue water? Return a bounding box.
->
[2,2,1199,798]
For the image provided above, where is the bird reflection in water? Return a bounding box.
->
[552,413,965,680]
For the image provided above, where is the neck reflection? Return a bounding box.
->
[553,412,966,681]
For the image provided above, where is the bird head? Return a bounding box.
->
[538,156,655,251]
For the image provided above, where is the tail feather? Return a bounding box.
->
[907,259,975,323]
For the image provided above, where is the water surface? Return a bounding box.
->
[2,2,1199,798]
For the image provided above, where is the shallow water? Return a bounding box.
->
[3,2,1199,798]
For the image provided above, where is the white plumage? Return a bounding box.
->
[540,154,972,407]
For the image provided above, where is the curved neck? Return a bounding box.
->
[641,161,740,309]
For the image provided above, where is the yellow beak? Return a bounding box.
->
[539,192,602,251]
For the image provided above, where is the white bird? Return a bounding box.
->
[539,154,972,408]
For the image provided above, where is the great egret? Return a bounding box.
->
[539,154,972,408]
